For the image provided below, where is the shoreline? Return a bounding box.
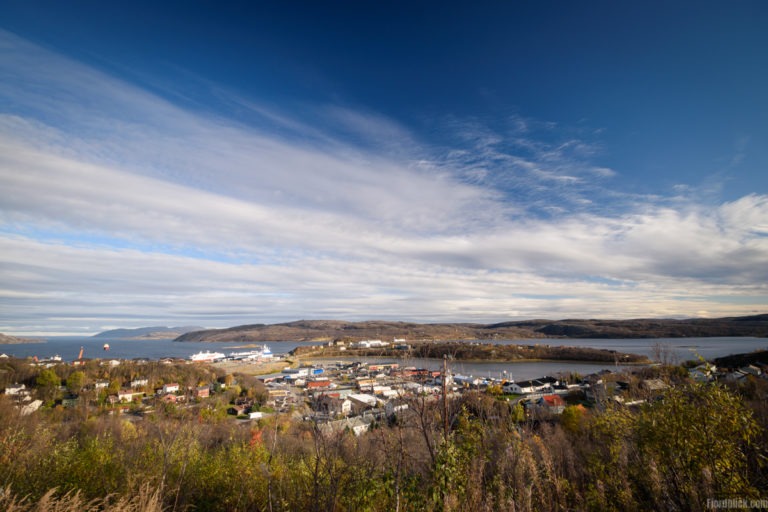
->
[0,339,45,345]
[301,355,650,366]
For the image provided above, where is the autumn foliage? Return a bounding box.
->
[0,359,766,511]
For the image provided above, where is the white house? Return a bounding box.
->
[373,386,400,399]
[354,340,389,348]
[316,394,353,416]
[162,383,180,394]
[503,379,552,395]
[19,399,42,416]
[4,383,32,402]
[347,393,379,414]
[385,399,408,417]
[402,381,440,395]
[318,416,375,437]
[118,389,141,402]
[130,378,149,388]
[4,383,26,395]
[689,362,717,382]
[282,368,309,380]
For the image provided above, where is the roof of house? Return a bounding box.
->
[307,380,332,388]
[540,394,565,406]
[347,393,378,406]
[512,379,543,388]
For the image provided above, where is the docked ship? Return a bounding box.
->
[229,345,273,361]
[189,350,226,363]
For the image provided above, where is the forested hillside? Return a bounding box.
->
[175,314,768,342]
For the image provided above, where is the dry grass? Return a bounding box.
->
[214,359,291,376]
[0,485,165,512]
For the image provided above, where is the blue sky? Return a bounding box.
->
[1,1,767,335]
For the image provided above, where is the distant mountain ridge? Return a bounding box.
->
[174,315,768,342]
[94,326,205,339]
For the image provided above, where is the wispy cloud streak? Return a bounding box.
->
[0,30,766,334]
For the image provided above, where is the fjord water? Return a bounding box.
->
[0,336,312,361]
[482,336,768,362]
[1,336,765,382]
[335,337,768,382]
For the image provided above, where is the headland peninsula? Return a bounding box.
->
[0,333,41,344]
[174,314,768,343]
[290,340,651,364]
[93,325,205,340]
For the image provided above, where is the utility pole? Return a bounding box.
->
[442,355,448,439]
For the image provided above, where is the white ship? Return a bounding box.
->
[229,345,273,361]
[189,350,226,362]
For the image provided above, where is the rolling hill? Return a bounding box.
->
[174,315,768,342]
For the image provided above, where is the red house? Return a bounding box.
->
[306,379,332,390]
[537,394,566,414]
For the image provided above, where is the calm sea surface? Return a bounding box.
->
[1,336,765,382]
[0,337,317,361]
[318,337,768,381]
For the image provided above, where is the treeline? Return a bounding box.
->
[0,364,767,511]
[293,341,650,364]
[407,342,650,363]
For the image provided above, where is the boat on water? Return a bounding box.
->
[189,350,226,362]
[229,345,273,361]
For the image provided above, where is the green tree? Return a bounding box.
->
[510,401,525,423]
[36,368,61,403]
[560,404,586,434]
[66,371,86,393]
[485,383,503,396]
[635,383,761,510]
[107,379,121,395]
[583,404,636,510]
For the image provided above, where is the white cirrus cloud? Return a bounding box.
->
[0,29,767,334]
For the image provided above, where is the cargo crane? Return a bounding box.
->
[73,346,85,366]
